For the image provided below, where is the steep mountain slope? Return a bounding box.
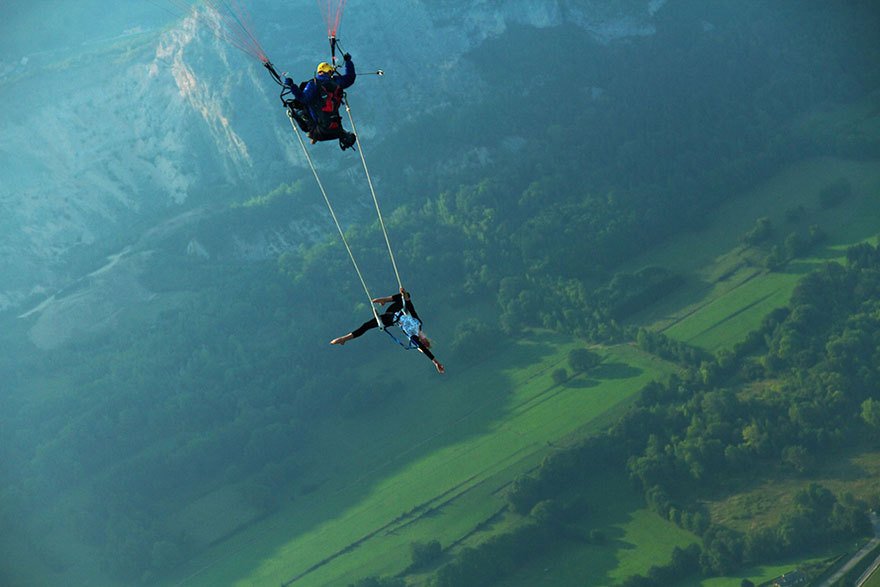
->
[0,0,664,310]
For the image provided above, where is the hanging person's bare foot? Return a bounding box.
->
[330,333,353,345]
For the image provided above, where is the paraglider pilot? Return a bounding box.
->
[277,53,357,150]
[331,287,445,374]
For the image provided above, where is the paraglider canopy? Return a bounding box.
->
[318,0,347,39]
[318,0,347,64]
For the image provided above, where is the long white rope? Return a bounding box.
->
[286,110,381,325]
[343,98,403,291]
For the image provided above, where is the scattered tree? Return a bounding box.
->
[410,540,442,569]
[552,368,569,385]
[568,348,602,373]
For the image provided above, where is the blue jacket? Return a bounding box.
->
[286,58,356,119]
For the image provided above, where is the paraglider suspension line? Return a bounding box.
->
[343,97,404,292]
[285,111,381,326]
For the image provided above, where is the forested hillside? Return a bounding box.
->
[1,1,879,585]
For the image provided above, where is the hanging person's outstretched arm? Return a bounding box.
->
[398,288,444,374]
[417,341,445,374]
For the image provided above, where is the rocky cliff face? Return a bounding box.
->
[0,0,664,343]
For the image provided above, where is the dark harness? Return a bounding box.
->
[279,76,345,138]
[310,77,344,132]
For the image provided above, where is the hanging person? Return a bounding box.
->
[330,288,445,374]
[281,53,358,150]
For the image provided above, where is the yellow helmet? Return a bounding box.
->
[316,62,335,75]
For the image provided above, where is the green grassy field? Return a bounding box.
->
[866,566,880,587]
[162,335,677,586]
[662,269,796,351]
[671,548,840,587]
[491,472,699,587]
[628,156,880,352]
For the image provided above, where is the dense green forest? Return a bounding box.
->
[1,0,879,585]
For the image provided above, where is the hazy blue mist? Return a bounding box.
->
[1,1,879,585]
